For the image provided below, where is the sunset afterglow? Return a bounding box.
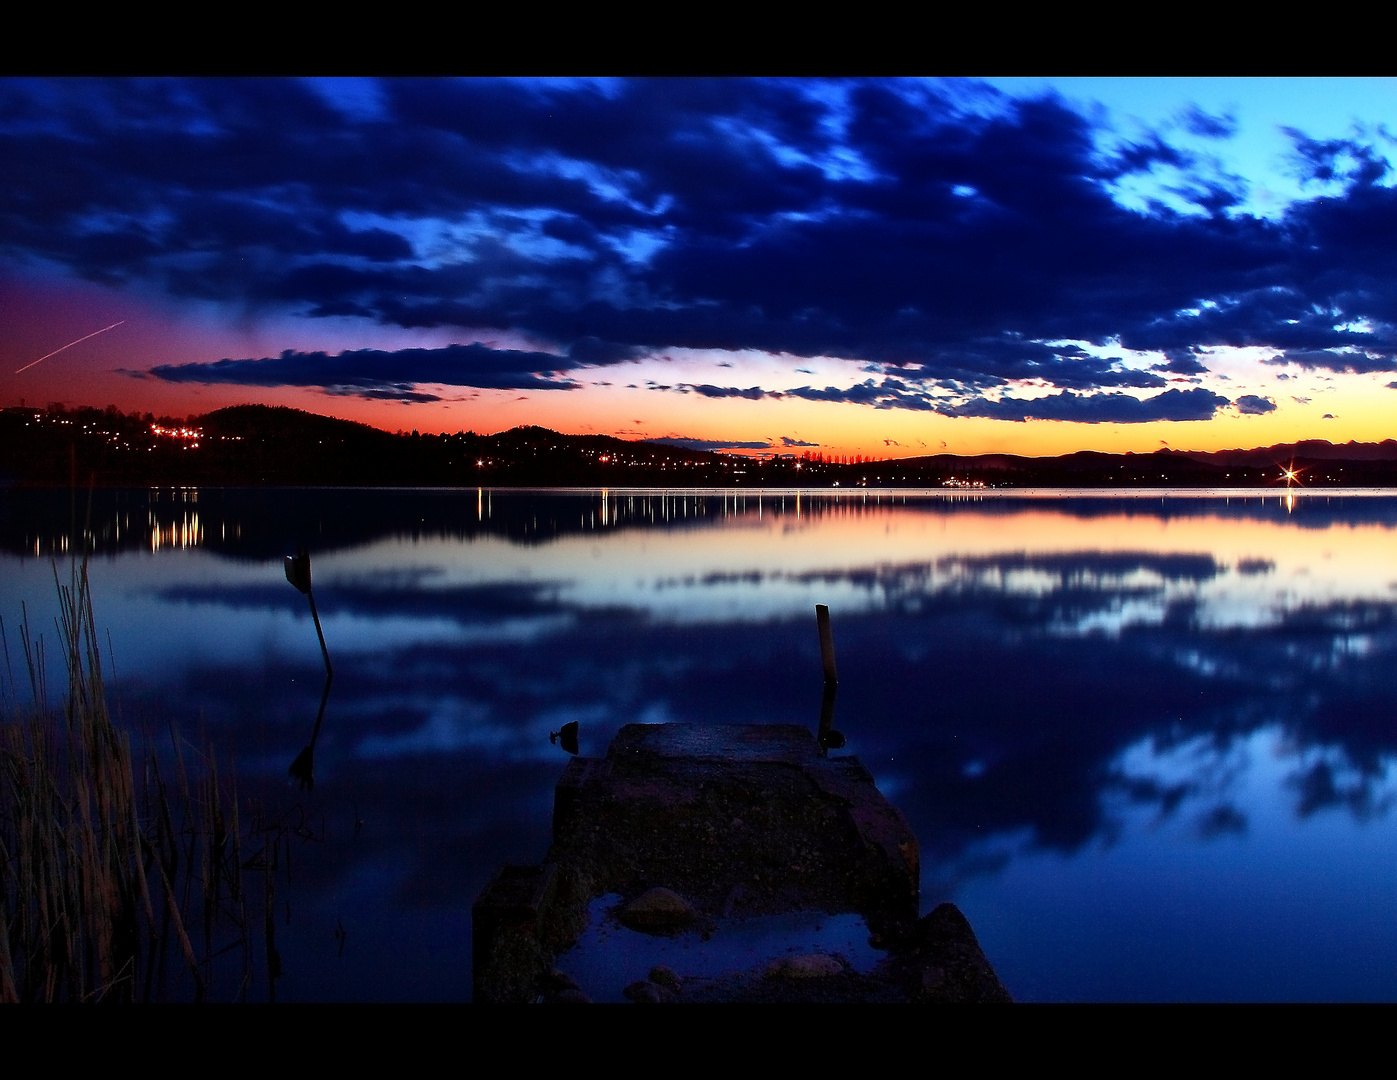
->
[3,78,1395,459]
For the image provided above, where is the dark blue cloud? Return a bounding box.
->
[1181,105,1238,140]
[149,343,581,401]
[936,387,1229,424]
[678,377,943,412]
[786,380,937,410]
[1234,394,1277,415]
[683,384,770,401]
[1264,348,1397,375]
[1152,350,1210,376]
[675,380,1229,421]
[1284,128,1391,188]
[3,78,1395,413]
[1108,132,1195,176]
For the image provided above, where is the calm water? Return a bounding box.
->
[4,486,1397,1002]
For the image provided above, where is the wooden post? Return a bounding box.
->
[816,604,838,687]
[285,548,333,791]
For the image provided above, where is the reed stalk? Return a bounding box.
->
[0,552,292,1003]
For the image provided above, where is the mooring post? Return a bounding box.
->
[816,603,838,687]
[815,604,845,750]
[285,547,333,681]
[285,548,334,790]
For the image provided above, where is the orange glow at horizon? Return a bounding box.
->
[291,373,1395,462]
[4,272,1392,461]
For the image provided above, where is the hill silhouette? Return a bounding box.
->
[3,402,1395,488]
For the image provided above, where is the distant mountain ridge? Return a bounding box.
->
[199,407,711,459]
[886,441,1397,472]
[1165,439,1397,466]
[3,402,1395,488]
[198,408,1397,468]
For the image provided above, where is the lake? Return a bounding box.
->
[3,485,1396,1001]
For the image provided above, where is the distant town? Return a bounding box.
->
[3,402,1397,489]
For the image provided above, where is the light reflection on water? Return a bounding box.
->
[2,486,1396,1001]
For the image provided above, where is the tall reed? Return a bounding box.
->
[0,555,289,1002]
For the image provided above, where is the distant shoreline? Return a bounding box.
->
[5,402,1397,489]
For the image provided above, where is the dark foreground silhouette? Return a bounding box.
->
[473,722,1011,1003]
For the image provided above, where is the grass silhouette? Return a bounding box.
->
[1,552,296,1002]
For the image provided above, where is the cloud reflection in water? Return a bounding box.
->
[3,488,1396,1000]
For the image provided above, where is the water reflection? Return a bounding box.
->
[284,549,334,792]
[2,486,1396,1000]
[9,486,1397,563]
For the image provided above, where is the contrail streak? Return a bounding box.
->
[14,320,125,374]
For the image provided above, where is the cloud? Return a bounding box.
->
[1283,128,1391,188]
[1264,349,1397,375]
[935,387,1229,424]
[4,78,1397,410]
[673,376,943,412]
[785,381,935,409]
[681,384,771,400]
[646,436,770,451]
[148,343,582,401]
[1234,394,1277,414]
[780,435,818,446]
[336,386,444,403]
[1180,105,1238,140]
[1151,349,1210,376]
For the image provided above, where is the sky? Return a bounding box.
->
[2,76,1396,459]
